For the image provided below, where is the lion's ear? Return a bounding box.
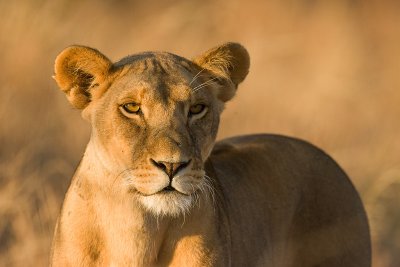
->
[54,46,112,109]
[193,42,250,102]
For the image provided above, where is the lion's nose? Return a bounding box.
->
[151,159,191,178]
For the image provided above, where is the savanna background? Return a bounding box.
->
[0,0,399,266]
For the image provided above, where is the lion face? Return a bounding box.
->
[88,55,223,216]
[54,44,249,216]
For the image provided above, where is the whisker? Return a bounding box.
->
[193,83,213,93]
[195,191,200,208]
[203,175,216,208]
[112,168,135,189]
[192,77,219,91]
[189,68,205,86]
[192,185,200,208]
[197,185,205,209]
[192,77,219,93]
[181,207,186,227]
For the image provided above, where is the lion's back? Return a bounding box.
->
[207,134,371,266]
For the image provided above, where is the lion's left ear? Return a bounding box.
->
[193,42,250,102]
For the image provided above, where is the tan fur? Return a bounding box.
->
[51,43,371,266]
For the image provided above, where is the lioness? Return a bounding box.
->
[50,43,371,266]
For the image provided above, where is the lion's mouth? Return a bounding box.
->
[135,185,191,196]
[129,172,204,197]
[159,185,191,196]
[133,175,206,216]
[162,185,175,192]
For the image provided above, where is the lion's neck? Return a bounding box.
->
[69,143,224,266]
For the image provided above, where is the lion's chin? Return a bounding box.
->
[139,191,194,217]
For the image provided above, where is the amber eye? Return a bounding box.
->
[189,104,206,116]
[121,103,140,114]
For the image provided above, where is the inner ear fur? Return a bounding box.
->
[54,46,112,109]
[193,42,250,102]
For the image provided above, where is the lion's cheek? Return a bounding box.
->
[193,122,218,161]
[102,127,145,166]
[172,176,203,195]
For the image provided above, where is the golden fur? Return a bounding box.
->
[50,43,371,266]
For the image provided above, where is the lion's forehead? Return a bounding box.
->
[112,79,192,104]
[109,55,200,104]
[115,52,195,80]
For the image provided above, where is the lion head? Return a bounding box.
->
[54,43,249,216]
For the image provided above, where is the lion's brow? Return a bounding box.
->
[189,68,205,86]
[192,77,219,93]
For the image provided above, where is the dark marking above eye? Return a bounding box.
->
[180,62,195,73]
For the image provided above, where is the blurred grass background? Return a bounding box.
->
[0,0,399,266]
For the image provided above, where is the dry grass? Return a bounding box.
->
[0,0,399,266]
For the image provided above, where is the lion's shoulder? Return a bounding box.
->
[210,134,325,160]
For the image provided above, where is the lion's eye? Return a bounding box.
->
[122,103,140,114]
[189,104,206,116]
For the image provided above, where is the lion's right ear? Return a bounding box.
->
[54,46,112,109]
[193,42,250,102]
